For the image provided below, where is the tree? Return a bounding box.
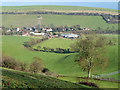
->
[20,62,27,71]
[71,35,108,78]
[37,46,41,51]
[29,57,44,73]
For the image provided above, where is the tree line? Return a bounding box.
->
[34,46,73,53]
[23,37,48,48]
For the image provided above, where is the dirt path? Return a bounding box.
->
[92,70,120,78]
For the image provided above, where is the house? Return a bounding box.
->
[22,32,29,36]
[42,28,46,31]
[30,32,34,34]
[30,32,45,36]
[0,27,3,30]
[35,29,39,33]
[26,27,32,30]
[61,33,78,38]
[34,33,45,36]
[7,29,12,32]
[46,28,52,32]
[83,28,90,30]
[15,28,20,32]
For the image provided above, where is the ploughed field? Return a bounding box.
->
[2,14,118,30]
[2,35,118,78]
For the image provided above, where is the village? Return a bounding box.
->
[2,25,90,39]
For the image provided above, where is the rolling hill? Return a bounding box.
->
[2,14,118,29]
[2,35,118,77]
[2,5,117,15]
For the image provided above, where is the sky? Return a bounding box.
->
[1,0,119,2]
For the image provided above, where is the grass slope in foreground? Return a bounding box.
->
[1,67,88,88]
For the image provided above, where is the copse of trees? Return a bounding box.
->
[1,55,49,74]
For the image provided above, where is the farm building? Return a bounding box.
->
[46,28,53,32]
[7,29,12,32]
[30,32,45,36]
[61,33,78,38]
[42,28,53,32]
[15,28,20,32]
[22,33,29,36]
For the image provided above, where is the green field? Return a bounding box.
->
[2,5,117,12]
[33,38,75,50]
[58,77,119,88]
[2,14,118,30]
[1,67,88,88]
[2,36,118,77]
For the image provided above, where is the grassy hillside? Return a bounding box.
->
[2,5,117,13]
[2,14,118,29]
[58,77,119,88]
[1,67,88,88]
[2,36,118,78]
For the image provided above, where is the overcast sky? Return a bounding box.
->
[1,0,119,2]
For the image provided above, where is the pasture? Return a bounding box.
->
[33,38,75,50]
[2,35,118,78]
[58,77,119,88]
[2,14,118,30]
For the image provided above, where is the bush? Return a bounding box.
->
[20,62,27,71]
[2,55,19,69]
[29,57,44,73]
[42,68,49,73]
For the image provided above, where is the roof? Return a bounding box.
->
[61,33,78,38]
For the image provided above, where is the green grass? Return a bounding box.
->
[2,14,118,30]
[33,38,75,50]
[1,67,88,88]
[2,5,117,12]
[58,77,119,88]
[2,35,118,78]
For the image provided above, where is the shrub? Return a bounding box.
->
[20,62,27,71]
[42,68,49,73]
[2,55,19,69]
[29,57,44,73]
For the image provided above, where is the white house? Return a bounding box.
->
[34,33,45,36]
[30,32,34,34]
[30,32,45,36]
[7,29,12,32]
[46,28,52,32]
[15,28,20,32]
[61,33,78,38]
